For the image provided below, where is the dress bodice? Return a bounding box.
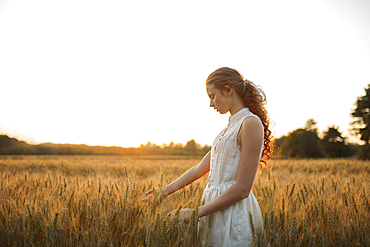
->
[207,108,264,188]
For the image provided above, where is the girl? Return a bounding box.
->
[143,67,273,246]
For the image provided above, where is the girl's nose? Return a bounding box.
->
[209,100,214,107]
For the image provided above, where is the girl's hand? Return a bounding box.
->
[142,187,166,203]
[168,208,195,222]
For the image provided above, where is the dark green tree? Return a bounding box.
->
[283,119,321,158]
[351,84,370,145]
[321,126,349,158]
[351,84,370,159]
[284,129,321,158]
[305,118,318,133]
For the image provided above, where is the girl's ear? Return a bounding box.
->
[224,85,234,96]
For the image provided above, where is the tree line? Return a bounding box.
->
[275,119,359,159]
[0,135,211,156]
[276,84,370,160]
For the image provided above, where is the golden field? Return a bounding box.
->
[0,155,369,246]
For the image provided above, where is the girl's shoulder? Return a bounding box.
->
[239,115,263,136]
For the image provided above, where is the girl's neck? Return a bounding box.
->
[229,98,246,116]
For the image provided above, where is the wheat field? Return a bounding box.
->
[0,155,369,246]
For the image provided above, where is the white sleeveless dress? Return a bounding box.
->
[199,108,264,247]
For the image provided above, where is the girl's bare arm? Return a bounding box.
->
[143,151,210,201]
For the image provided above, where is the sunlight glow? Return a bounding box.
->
[0,0,369,147]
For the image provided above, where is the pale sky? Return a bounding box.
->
[1,0,369,147]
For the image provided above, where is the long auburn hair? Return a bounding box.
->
[206,67,274,172]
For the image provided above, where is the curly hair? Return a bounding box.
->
[206,67,274,173]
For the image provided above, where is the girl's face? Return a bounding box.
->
[206,84,231,114]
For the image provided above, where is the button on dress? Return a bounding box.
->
[199,108,264,247]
